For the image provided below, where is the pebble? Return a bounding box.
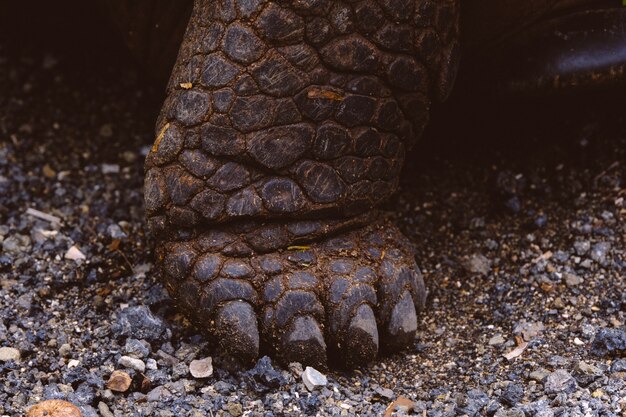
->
[590,328,626,357]
[118,355,146,372]
[302,366,327,391]
[146,358,158,370]
[590,242,611,264]
[97,402,114,417]
[26,400,82,417]
[189,357,213,378]
[464,254,491,276]
[64,245,86,261]
[563,273,583,287]
[501,383,524,406]
[573,240,590,255]
[226,402,243,416]
[529,369,550,382]
[488,334,506,345]
[124,338,150,358]
[59,343,72,358]
[544,370,577,395]
[106,370,132,392]
[0,346,20,362]
[113,306,169,343]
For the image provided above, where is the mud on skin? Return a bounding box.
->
[144,0,459,367]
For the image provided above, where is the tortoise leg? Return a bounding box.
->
[145,0,459,368]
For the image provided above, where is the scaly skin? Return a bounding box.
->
[145,0,459,367]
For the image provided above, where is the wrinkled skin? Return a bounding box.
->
[138,0,624,368]
[143,0,459,368]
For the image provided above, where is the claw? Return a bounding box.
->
[344,304,379,366]
[215,300,259,365]
[281,316,327,369]
[384,290,418,351]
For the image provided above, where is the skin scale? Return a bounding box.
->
[101,0,625,368]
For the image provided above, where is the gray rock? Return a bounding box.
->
[513,321,544,341]
[529,368,550,382]
[591,328,626,357]
[146,358,158,370]
[464,254,491,276]
[544,369,577,395]
[189,357,213,378]
[124,338,150,358]
[107,224,127,239]
[113,306,169,343]
[590,242,611,264]
[147,386,171,402]
[563,273,583,287]
[98,402,114,417]
[501,383,524,406]
[59,343,72,358]
[573,240,590,256]
[610,359,626,373]
[0,347,20,362]
[118,355,146,372]
[302,366,327,391]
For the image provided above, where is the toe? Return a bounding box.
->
[215,300,259,365]
[281,315,327,369]
[326,268,380,366]
[385,290,418,350]
[344,303,379,365]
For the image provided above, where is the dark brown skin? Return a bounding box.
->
[143,0,459,368]
[99,0,625,368]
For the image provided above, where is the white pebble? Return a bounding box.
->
[118,355,146,372]
[189,357,213,378]
[302,366,327,391]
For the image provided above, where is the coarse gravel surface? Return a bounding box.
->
[1,9,625,417]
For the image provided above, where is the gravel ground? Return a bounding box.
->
[1,12,625,417]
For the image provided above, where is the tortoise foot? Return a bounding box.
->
[157,219,426,368]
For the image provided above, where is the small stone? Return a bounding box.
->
[501,383,524,406]
[64,245,86,261]
[590,242,611,264]
[464,254,491,276]
[513,321,544,341]
[375,386,394,400]
[67,359,80,368]
[26,400,82,417]
[147,386,171,402]
[189,357,213,378]
[107,224,127,240]
[124,338,150,358]
[146,358,158,370]
[529,368,550,382]
[488,334,505,346]
[302,366,327,391]
[0,346,20,362]
[573,337,584,346]
[590,327,626,357]
[288,362,303,377]
[101,163,120,174]
[97,402,114,417]
[106,370,132,392]
[563,273,583,287]
[573,240,590,255]
[113,306,168,343]
[544,369,577,395]
[226,402,243,417]
[59,343,72,358]
[118,355,146,372]
[610,359,626,372]
[573,360,603,386]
